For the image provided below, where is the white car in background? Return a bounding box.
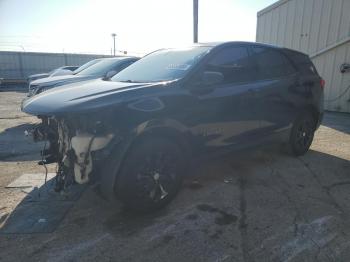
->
[27,57,139,97]
[27,66,79,83]
[26,59,105,83]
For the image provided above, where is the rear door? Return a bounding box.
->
[249,46,299,135]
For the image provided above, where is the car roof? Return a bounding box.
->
[100,56,139,61]
[191,41,309,56]
[156,41,284,52]
[193,41,282,49]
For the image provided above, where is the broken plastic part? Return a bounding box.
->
[70,133,114,184]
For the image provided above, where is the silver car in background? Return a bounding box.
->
[27,66,79,83]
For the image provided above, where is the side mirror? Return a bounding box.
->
[104,70,117,80]
[201,71,224,86]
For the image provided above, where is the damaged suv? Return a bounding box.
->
[22,42,324,212]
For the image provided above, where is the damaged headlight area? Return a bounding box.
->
[28,114,115,192]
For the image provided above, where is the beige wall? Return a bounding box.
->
[257,0,350,113]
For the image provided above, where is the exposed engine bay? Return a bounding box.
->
[29,116,114,192]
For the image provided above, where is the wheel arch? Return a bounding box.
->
[299,105,322,129]
[99,119,193,201]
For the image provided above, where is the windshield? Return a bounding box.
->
[111,46,211,83]
[76,59,121,77]
[73,59,102,74]
[48,68,58,75]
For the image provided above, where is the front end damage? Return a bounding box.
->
[21,79,151,195]
[30,115,114,192]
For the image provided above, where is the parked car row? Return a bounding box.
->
[22,41,324,212]
[27,57,139,97]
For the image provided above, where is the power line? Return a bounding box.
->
[325,84,350,103]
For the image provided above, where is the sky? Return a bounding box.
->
[0,0,277,56]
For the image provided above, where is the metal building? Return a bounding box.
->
[256,0,350,113]
[0,51,111,81]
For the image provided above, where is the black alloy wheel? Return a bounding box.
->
[116,137,185,212]
[289,112,316,156]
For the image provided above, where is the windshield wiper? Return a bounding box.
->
[119,80,141,83]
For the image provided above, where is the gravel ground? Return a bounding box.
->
[0,90,349,262]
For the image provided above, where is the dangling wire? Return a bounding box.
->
[42,140,48,191]
[324,84,350,102]
[38,140,48,199]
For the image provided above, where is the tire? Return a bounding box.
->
[288,111,316,156]
[116,137,185,212]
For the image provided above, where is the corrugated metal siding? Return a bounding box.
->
[257,0,350,113]
[21,53,66,77]
[312,41,350,113]
[0,52,111,80]
[0,53,21,79]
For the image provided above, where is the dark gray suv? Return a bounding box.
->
[22,42,324,212]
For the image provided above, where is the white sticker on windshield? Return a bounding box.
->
[166,64,191,70]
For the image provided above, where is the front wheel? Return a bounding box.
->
[116,137,185,212]
[288,112,316,156]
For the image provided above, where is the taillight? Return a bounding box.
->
[320,79,325,89]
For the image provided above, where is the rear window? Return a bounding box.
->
[251,47,296,80]
[284,51,318,75]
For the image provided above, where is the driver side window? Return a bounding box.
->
[204,46,254,85]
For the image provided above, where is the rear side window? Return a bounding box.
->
[252,47,295,80]
[298,63,317,75]
[204,46,255,84]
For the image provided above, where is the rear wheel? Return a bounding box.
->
[288,111,316,156]
[116,137,185,212]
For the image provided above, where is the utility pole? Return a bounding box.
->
[193,0,198,43]
[111,33,116,56]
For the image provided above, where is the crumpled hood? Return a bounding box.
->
[30,74,92,87]
[22,79,162,116]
